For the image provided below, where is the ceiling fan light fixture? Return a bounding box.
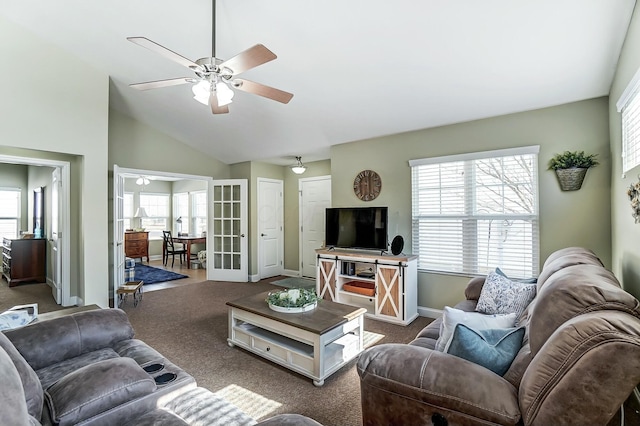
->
[215,82,234,106]
[192,80,211,105]
[291,156,306,174]
[136,176,150,186]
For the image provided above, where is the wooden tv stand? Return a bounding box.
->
[315,249,418,325]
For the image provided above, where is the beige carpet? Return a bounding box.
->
[121,279,433,426]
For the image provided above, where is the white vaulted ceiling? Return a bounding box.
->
[0,0,635,165]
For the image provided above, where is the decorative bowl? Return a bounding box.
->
[266,288,319,314]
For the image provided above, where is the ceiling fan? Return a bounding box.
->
[127,0,293,115]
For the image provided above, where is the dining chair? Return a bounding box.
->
[162,231,187,267]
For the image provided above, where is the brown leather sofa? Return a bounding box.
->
[357,247,640,425]
[1,308,323,426]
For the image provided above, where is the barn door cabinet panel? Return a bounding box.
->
[315,249,418,325]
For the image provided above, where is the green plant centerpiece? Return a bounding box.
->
[266,288,319,313]
[547,150,599,191]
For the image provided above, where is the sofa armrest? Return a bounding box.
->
[464,276,486,301]
[357,344,521,426]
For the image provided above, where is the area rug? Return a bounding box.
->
[134,264,188,285]
[271,277,316,289]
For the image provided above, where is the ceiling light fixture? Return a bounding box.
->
[136,176,150,186]
[291,156,306,175]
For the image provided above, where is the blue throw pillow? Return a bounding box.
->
[446,324,525,376]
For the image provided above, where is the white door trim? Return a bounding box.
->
[113,167,214,292]
[257,177,284,279]
[299,175,331,278]
[0,154,72,306]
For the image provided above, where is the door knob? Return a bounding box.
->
[261,233,267,237]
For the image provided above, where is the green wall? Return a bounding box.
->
[610,4,640,299]
[331,98,611,310]
[0,15,109,306]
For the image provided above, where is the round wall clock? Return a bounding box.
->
[353,170,382,201]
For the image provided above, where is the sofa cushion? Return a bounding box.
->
[528,264,640,355]
[5,309,134,370]
[445,324,525,375]
[435,306,517,352]
[44,357,156,426]
[536,249,607,292]
[476,271,536,319]
[36,347,120,390]
[0,331,43,420]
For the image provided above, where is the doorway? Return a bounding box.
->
[299,176,331,278]
[0,154,71,306]
[113,167,248,307]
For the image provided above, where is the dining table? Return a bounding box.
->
[168,235,206,269]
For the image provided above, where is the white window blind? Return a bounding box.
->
[191,191,207,236]
[618,68,640,174]
[0,189,21,240]
[410,147,539,278]
[173,192,189,235]
[140,193,169,239]
[123,192,133,231]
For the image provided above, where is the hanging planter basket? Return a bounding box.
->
[555,168,588,191]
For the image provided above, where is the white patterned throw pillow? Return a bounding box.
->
[435,306,518,352]
[476,270,537,319]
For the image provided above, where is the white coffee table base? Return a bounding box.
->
[228,307,364,386]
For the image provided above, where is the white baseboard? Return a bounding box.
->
[68,296,83,307]
[249,274,260,282]
[418,306,443,319]
[283,269,299,277]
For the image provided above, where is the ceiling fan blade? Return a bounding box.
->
[129,78,192,91]
[232,79,293,104]
[209,92,229,114]
[219,44,277,76]
[127,37,200,70]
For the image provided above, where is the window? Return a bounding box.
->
[191,191,207,236]
[173,192,189,235]
[123,192,133,230]
[618,67,640,174]
[0,189,21,240]
[139,193,169,239]
[410,146,539,278]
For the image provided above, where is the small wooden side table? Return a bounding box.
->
[117,281,144,307]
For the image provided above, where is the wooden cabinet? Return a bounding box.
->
[316,249,418,325]
[125,231,149,262]
[2,238,46,287]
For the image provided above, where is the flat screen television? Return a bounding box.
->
[325,207,388,251]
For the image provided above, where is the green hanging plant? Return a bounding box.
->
[547,151,599,170]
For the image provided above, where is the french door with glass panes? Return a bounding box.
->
[210,179,248,281]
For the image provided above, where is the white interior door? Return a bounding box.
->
[299,176,331,278]
[112,165,125,308]
[210,179,248,281]
[50,168,62,304]
[258,178,283,279]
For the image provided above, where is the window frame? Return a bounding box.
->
[409,146,540,278]
[139,192,170,239]
[190,190,207,237]
[617,66,640,176]
[0,188,21,240]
